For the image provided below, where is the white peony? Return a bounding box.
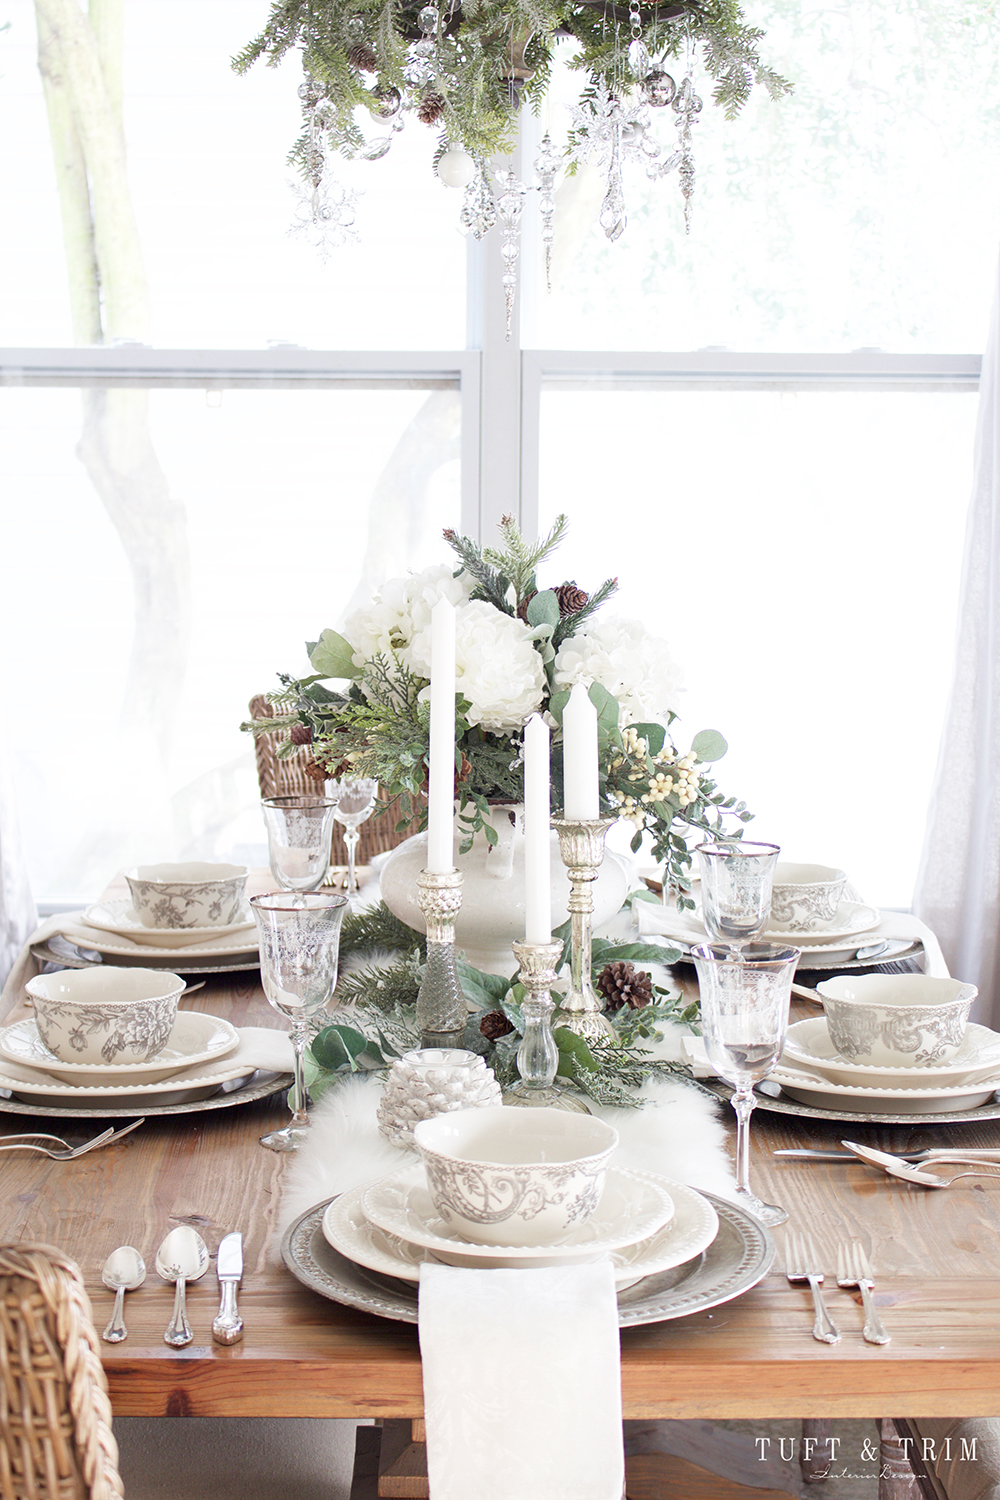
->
[411,600,546,732]
[552,616,683,722]
[343,564,473,672]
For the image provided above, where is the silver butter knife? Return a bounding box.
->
[777,1146,1000,1162]
[212,1232,244,1345]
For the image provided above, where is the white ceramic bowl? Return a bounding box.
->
[769,863,848,931]
[25,967,184,1066]
[125,862,248,928]
[816,973,978,1067]
[413,1105,618,1248]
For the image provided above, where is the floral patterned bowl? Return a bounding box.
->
[413,1106,618,1248]
[26,967,184,1066]
[769,863,847,932]
[125,862,248,929]
[816,974,978,1068]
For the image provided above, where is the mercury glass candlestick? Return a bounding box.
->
[505,939,590,1112]
[415,867,467,1048]
[550,814,618,1042]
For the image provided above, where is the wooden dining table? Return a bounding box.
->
[4,963,1000,1493]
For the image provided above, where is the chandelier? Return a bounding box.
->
[235,1,790,331]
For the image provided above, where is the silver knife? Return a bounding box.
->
[212,1232,244,1345]
[776,1146,1000,1162]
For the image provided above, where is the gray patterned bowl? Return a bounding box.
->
[769,863,847,932]
[26,967,184,1066]
[125,862,248,929]
[816,974,978,1067]
[413,1106,618,1248]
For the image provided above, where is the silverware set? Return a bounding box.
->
[0,1119,145,1158]
[99,1227,243,1347]
[784,1230,889,1344]
[776,1139,1000,1187]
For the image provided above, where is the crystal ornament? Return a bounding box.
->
[628,37,651,80]
[369,86,402,119]
[672,75,702,232]
[643,69,676,107]
[418,5,439,31]
[290,76,360,259]
[495,168,527,339]
[460,159,497,239]
[534,132,562,293]
[404,39,436,87]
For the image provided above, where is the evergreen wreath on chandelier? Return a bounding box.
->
[235,0,790,327]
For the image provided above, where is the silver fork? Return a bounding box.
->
[0,1119,144,1159]
[837,1241,890,1345]
[785,1229,841,1344]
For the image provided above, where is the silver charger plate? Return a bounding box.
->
[30,937,260,975]
[0,1069,292,1119]
[280,1191,774,1329]
[704,1078,1000,1127]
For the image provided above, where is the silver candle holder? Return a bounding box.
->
[415,868,467,1049]
[504,939,590,1112]
[550,814,618,1043]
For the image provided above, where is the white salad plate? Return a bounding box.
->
[769,1064,1000,1114]
[82,899,255,948]
[65,922,259,962]
[0,1012,240,1088]
[780,1017,1000,1091]
[0,1050,258,1108]
[652,902,881,952]
[327,1172,716,1286]
[361,1163,675,1263]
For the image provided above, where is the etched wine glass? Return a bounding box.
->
[692,942,799,1226]
[328,778,379,896]
[250,891,348,1152]
[261,795,339,893]
[696,840,781,952]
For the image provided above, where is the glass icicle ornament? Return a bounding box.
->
[534,132,562,293]
[289,77,359,259]
[460,159,497,240]
[672,75,703,233]
[495,169,527,339]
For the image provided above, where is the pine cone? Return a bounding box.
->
[556,581,589,616]
[347,42,377,71]
[418,92,446,125]
[289,723,313,745]
[303,760,329,783]
[480,1010,515,1041]
[596,961,653,1011]
[516,590,536,623]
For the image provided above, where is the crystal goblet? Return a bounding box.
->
[328,777,379,896]
[250,891,348,1152]
[696,840,781,952]
[692,941,799,1227]
[261,795,339,893]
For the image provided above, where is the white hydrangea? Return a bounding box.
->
[552,616,683,722]
[411,600,546,732]
[342,564,472,672]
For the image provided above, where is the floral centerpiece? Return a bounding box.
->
[249,513,750,900]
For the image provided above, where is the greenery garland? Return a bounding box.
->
[304,899,700,1108]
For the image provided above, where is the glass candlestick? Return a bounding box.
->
[415,867,467,1048]
[505,939,590,1113]
[550,814,618,1042]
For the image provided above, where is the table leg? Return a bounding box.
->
[878,1419,934,1500]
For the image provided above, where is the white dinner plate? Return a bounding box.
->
[325,1172,718,1284]
[361,1163,674,1262]
[0,1012,240,1087]
[651,902,881,951]
[769,1064,1000,1114]
[82,899,255,948]
[780,1017,1000,1091]
[0,1050,259,1108]
[63,921,259,962]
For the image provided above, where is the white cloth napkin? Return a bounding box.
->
[418,1260,624,1500]
[220,1026,295,1075]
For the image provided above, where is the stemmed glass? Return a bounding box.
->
[696,840,781,951]
[328,778,379,896]
[261,795,339,892]
[250,891,348,1153]
[692,941,799,1226]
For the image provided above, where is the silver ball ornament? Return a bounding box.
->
[643,69,676,107]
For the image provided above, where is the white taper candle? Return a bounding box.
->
[563,681,599,820]
[427,597,456,873]
[523,714,552,944]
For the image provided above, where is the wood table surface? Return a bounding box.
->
[3,970,1000,1423]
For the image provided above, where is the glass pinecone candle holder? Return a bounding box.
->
[376,1048,503,1147]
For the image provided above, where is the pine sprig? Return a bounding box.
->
[481,513,569,602]
[339,901,426,964]
[442,528,513,614]
[336,956,423,1011]
[551,575,619,648]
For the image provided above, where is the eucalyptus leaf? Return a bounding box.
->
[691,729,728,763]
[311,1023,370,1072]
[630,722,667,756]
[554,1027,599,1076]
[548,689,570,724]
[526,589,560,629]
[309,628,361,680]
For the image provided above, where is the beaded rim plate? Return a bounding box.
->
[82,899,255,947]
[0,1069,292,1118]
[705,1077,1000,1126]
[780,1017,1000,1091]
[324,1172,717,1283]
[282,1191,774,1328]
[30,936,261,975]
[361,1163,676,1261]
[0,1011,240,1087]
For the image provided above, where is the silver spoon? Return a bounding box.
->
[101,1245,146,1343]
[155,1226,209,1346]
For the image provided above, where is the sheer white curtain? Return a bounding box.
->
[0,738,37,986]
[914,258,1000,1026]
